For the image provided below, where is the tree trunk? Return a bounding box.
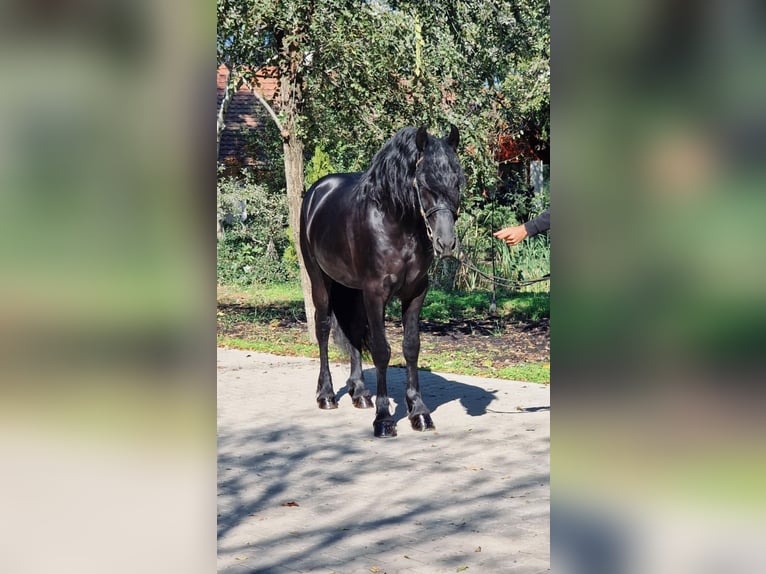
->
[283,135,316,343]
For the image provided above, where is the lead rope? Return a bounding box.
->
[487,177,498,313]
[414,157,548,289]
[451,251,551,288]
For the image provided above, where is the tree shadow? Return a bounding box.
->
[218,354,549,573]
[218,420,550,573]
[333,366,498,422]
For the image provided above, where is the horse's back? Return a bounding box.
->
[304,173,361,211]
[302,172,361,243]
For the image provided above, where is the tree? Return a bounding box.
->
[217,0,549,338]
[218,1,424,340]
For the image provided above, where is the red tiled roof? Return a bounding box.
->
[495,134,538,163]
[217,65,279,172]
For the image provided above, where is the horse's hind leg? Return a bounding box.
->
[402,282,435,432]
[312,275,337,409]
[333,286,373,409]
[346,345,373,409]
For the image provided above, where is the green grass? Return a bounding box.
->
[387,288,549,323]
[219,282,550,324]
[217,335,331,360]
[217,282,549,383]
[218,282,303,305]
[419,353,550,383]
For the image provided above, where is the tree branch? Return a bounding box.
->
[247,78,285,138]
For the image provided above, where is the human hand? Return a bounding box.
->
[493,224,528,246]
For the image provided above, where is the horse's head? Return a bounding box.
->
[414,125,465,258]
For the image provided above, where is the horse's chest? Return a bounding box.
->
[386,245,431,289]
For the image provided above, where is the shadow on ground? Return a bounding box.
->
[218,366,550,573]
[333,368,500,423]
[218,425,549,572]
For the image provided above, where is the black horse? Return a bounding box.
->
[299,126,465,437]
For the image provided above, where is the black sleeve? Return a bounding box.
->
[523,209,550,237]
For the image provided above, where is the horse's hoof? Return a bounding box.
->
[373,420,397,438]
[410,414,435,432]
[352,395,374,409]
[317,397,338,410]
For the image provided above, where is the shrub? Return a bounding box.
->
[217,174,298,286]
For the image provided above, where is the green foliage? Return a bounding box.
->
[386,289,550,323]
[281,228,298,266]
[422,290,492,322]
[217,174,298,285]
[497,292,550,322]
[305,145,335,187]
[219,0,548,189]
[430,178,549,293]
[218,0,550,295]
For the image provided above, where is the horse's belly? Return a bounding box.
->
[313,246,364,289]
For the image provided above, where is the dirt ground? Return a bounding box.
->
[218,305,550,370]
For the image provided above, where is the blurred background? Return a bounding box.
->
[0,0,764,573]
[554,0,766,572]
[0,1,214,573]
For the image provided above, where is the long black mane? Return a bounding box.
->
[355,127,463,216]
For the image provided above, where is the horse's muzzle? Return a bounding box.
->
[433,235,458,258]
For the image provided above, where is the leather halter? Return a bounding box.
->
[413,155,456,241]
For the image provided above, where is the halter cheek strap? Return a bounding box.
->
[413,156,456,241]
[413,159,434,240]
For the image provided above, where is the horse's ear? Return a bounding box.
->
[416,126,429,152]
[446,124,459,151]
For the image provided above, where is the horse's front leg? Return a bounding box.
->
[364,291,396,438]
[401,281,435,431]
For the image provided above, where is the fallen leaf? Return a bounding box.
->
[464,466,483,471]
[474,546,482,552]
[369,567,385,573]
[235,556,248,561]
[281,501,300,507]
[457,566,469,572]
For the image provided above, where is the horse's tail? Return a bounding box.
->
[329,281,371,355]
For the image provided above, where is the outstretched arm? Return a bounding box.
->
[493,224,528,245]
[523,209,550,237]
[494,209,550,246]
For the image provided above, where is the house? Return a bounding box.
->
[216,65,281,238]
[495,127,549,197]
[216,64,279,177]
